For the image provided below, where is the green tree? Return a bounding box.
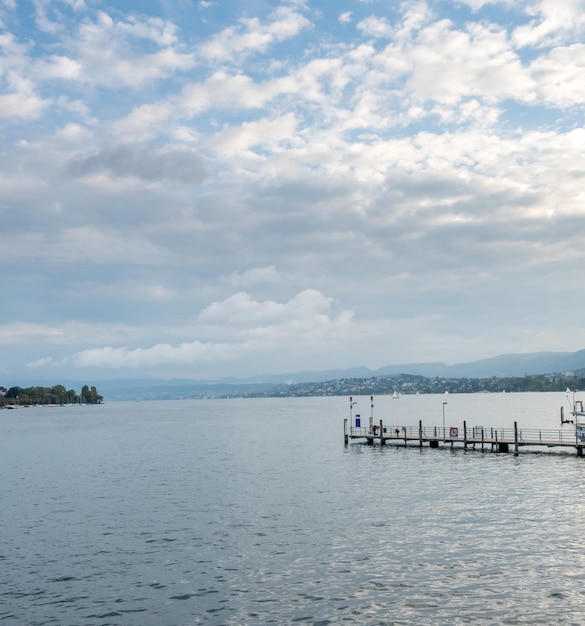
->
[89,386,103,404]
[51,384,67,404]
[5,386,22,399]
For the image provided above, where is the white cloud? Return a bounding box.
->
[0,92,49,119]
[395,0,434,39]
[374,18,534,106]
[530,44,585,107]
[199,5,311,61]
[452,0,518,10]
[54,123,93,142]
[33,0,63,34]
[55,96,91,119]
[338,12,352,24]
[210,113,298,156]
[513,0,585,47]
[197,289,334,326]
[357,16,393,38]
[0,34,52,119]
[35,55,82,79]
[59,11,196,89]
[172,69,312,121]
[31,290,355,371]
[110,101,174,142]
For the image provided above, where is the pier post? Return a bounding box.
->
[481,428,485,452]
[463,420,467,450]
[514,421,519,455]
[380,419,385,446]
[419,420,423,448]
[344,418,348,445]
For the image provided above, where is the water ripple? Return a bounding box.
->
[3,398,585,624]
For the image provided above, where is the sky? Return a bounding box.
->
[2,0,585,383]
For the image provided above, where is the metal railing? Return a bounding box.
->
[348,425,583,446]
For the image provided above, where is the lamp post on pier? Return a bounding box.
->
[442,401,448,442]
[349,396,357,423]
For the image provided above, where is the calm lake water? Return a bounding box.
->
[2,393,585,625]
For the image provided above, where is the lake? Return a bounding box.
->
[2,393,585,625]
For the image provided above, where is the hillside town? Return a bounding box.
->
[223,373,585,399]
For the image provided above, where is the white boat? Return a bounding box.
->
[568,390,585,419]
[561,390,585,427]
[392,390,400,399]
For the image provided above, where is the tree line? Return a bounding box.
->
[0,384,103,407]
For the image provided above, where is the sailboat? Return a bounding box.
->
[392,390,400,399]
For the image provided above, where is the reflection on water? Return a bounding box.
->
[2,394,585,624]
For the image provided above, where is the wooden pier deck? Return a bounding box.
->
[344,419,585,456]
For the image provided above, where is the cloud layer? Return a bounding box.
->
[2,0,585,381]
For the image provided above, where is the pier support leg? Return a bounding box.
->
[578,447,584,458]
[429,440,439,448]
[344,418,348,445]
[380,419,385,446]
[514,421,519,456]
[463,420,467,450]
[419,420,423,448]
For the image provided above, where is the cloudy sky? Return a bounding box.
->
[2,0,585,383]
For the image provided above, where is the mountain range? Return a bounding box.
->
[257,348,585,384]
[23,348,584,400]
[12,350,585,401]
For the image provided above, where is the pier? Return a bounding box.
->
[343,419,585,456]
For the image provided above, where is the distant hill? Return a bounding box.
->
[10,349,585,400]
[240,349,585,384]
